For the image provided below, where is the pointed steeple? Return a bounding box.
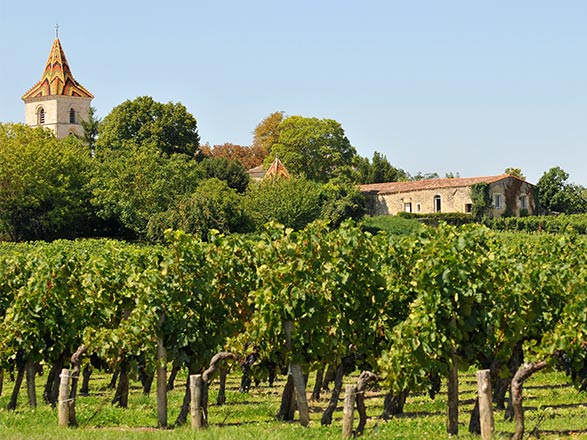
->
[22,38,93,99]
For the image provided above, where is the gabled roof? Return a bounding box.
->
[263,157,290,180]
[360,174,528,195]
[22,38,93,100]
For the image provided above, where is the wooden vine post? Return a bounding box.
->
[156,313,167,428]
[476,369,494,440]
[341,384,356,439]
[190,374,204,429]
[190,352,236,430]
[58,368,70,427]
[284,320,310,426]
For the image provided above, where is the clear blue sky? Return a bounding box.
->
[1,1,586,185]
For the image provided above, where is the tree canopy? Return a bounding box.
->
[269,116,357,182]
[96,96,200,157]
[0,123,93,241]
[536,166,587,214]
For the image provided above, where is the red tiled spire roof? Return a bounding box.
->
[22,38,93,99]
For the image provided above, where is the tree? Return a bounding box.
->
[196,157,251,193]
[0,123,93,241]
[243,177,323,230]
[536,166,587,214]
[410,172,440,181]
[96,96,200,157]
[79,106,101,157]
[269,116,357,182]
[505,167,525,180]
[252,111,284,156]
[200,143,267,170]
[147,178,251,241]
[90,145,202,239]
[357,151,408,184]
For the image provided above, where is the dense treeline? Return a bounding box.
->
[0,222,586,437]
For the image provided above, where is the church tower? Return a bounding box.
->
[22,32,93,139]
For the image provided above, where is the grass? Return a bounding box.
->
[0,367,585,439]
[362,215,424,236]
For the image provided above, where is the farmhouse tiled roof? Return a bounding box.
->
[360,174,522,195]
[22,38,93,100]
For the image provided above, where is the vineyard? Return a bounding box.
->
[0,221,586,439]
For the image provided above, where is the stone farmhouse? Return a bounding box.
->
[360,174,536,218]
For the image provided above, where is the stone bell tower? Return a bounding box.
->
[22,29,93,139]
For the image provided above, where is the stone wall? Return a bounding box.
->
[24,95,91,139]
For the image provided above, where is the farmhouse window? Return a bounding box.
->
[465,203,472,213]
[434,195,442,213]
[493,194,503,209]
[416,203,421,213]
[520,195,528,210]
[404,202,412,213]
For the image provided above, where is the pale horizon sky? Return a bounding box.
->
[1,1,586,185]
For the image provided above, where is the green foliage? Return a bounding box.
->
[356,151,408,184]
[536,166,587,214]
[90,146,202,239]
[362,215,424,235]
[317,179,365,227]
[470,182,491,219]
[484,213,587,234]
[269,116,357,182]
[505,167,526,180]
[147,178,251,241]
[0,123,93,241]
[397,211,476,227]
[196,157,251,193]
[96,96,200,157]
[243,177,323,230]
[78,106,101,157]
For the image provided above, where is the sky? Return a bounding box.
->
[1,1,586,185]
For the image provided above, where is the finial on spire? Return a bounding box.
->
[55,23,59,38]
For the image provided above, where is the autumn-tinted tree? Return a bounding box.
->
[269,116,357,182]
[252,111,284,155]
[0,123,93,241]
[96,96,200,157]
[201,143,267,170]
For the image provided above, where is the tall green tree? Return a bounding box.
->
[357,151,408,184]
[0,123,93,241]
[91,145,202,239]
[79,106,101,157]
[269,116,357,182]
[536,166,587,214]
[196,157,250,193]
[96,96,200,157]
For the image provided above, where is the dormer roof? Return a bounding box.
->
[22,38,93,100]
